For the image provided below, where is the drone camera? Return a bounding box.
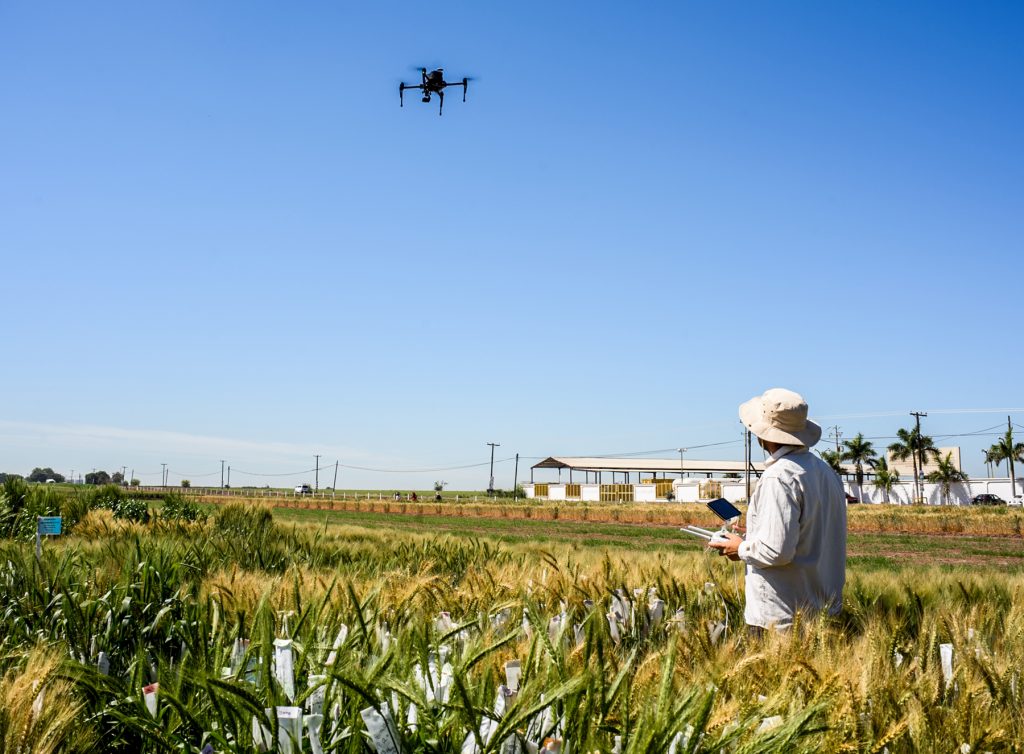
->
[422,94,431,102]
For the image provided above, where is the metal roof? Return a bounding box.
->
[531,456,766,473]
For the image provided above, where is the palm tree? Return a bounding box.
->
[841,433,877,502]
[888,427,940,504]
[982,448,995,477]
[870,456,901,504]
[989,427,1024,499]
[925,452,969,505]
[818,449,845,476]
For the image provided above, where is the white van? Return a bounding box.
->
[294,484,313,495]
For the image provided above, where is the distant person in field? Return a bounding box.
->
[709,388,847,632]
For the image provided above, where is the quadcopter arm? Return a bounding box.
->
[399,82,424,107]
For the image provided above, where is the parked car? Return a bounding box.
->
[1009,495,1023,507]
[971,493,1005,505]
[294,484,313,495]
[845,493,859,504]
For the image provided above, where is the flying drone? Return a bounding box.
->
[399,67,472,116]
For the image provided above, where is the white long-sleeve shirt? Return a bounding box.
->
[738,445,847,629]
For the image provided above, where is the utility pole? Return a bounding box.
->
[220,460,226,489]
[1009,415,1018,499]
[227,466,231,488]
[513,453,519,499]
[333,460,339,492]
[676,448,687,479]
[161,463,167,488]
[486,442,500,494]
[314,454,321,491]
[910,411,927,503]
[828,425,843,454]
[744,428,752,502]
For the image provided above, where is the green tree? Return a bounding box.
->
[180,479,191,488]
[818,449,845,476]
[85,471,111,485]
[27,467,65,483]
[870,456,901,504]
[111,471,124,485]
[841,433,877,502]
[887,428,940,503]
[925,452,969,505]
[988,427,1024,499]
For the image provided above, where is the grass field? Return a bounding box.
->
[2,481,1024,752]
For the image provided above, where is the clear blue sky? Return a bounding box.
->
[2,2,1022,488]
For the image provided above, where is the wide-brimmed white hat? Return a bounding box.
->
[738,388,822,447]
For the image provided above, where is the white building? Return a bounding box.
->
[523,455,1022,506]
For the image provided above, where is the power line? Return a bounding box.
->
[339,457,516,473]
[230,466,321,477]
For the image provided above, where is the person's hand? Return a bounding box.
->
[708,532,743,561]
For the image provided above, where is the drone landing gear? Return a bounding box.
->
[437,89,444,116]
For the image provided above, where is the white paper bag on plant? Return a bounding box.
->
[143,683,159,718]
[461,684,513,753]
[306,713,324,754]
[360,702,403,754]
[436,611,455,634]
[325,624,349,667]
[306,674,326,717]
[31,681,44,719]
[273,638,296,701]
[648,599,665,627]
[252,715,271,752]
[940,643,954,689]
[611,590,630,622]
[273,706,303,754]
[606,612,621,644]
[504,660,521,693]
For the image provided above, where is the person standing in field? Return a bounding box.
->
[709,388,847,631]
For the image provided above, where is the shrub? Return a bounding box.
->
[111,497,150,524]
[86,484,126,511]
[160,492,206,523]
[180,479,191,488]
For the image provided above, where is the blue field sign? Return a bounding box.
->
[37,516,62,536]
